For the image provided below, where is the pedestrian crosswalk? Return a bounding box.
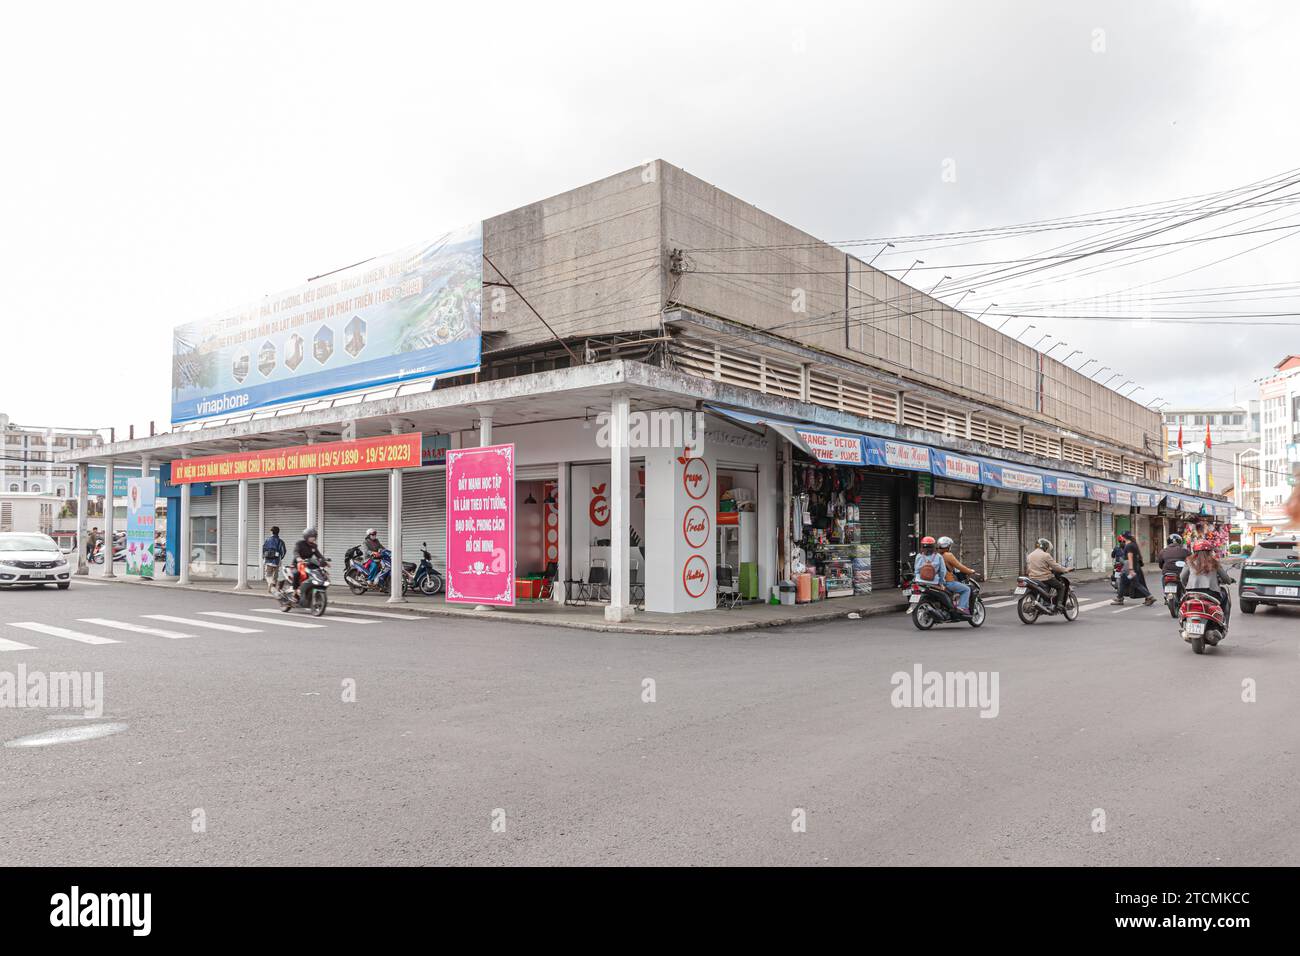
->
[1,602,420,652]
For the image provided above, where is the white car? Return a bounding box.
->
[0,532,73,589]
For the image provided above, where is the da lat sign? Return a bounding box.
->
[445,443,516,606]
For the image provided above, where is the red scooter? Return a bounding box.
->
[1177,590,1227,655]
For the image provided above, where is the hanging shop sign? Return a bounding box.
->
[1051,476,1087,498]
[929,451,981,483]
[124,477,156,579]
[865,438,931,472]
[1112,488,1133,506]
[170,224,483,424]
[445,442,516,606]
[420,433,453,466]
[979,459,1045,494]
[1086,482,1112,504]
[795,428,865,465]
[169,433,421,484]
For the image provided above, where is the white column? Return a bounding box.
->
[102,462,116,578]
[388,467,404,604]
[606,393,633,621]
[305,474,318,537]
[476,405,494,446]
[75,463,89,575]
[234,478,249,589]
[178,479,192,585]
[554,464,569,603]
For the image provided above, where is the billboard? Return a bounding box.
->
[83,466,161,497]
[445,443,515,606]
[125,477,156,578]
[171,225,482,423]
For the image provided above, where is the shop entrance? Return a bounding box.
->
[791,458,898,597]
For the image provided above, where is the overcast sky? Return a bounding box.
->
[2,0,1297,432]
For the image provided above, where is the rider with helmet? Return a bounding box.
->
[294,528,326,602]
[1180,539,1235,625]
[1025,538,1070,609]
[936,535,977,615]
[915,536,970,617]
[1157,533,1191,573]
[363,527,384,581]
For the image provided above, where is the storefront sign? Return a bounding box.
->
[169,433,421,484]
[682,457,712,499]
[1053,477,1087,498]
[125,477,156,578]
[84,466,161,498]
[931,452,981,483]
[445,443,515,606]
[682,506,710,549]
[682,553,710,598]
[1113,489,1133,506]
[876,440,931,472]
[1086,482,1112,503]
[171,225,483,423]
[420,433,452,466]
[796,429,864,465]
[979,459,1045,494]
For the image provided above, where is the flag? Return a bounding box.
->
[1177,425,1183,450]
[1209,471,1215,492]
[1205,422,1212,450]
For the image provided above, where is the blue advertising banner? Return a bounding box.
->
[171,225,483,423]
[863,437,931,472]
[125,477,156,578]
[978,458,1046,494]
[928,449,981,483]
[84,466,161,497]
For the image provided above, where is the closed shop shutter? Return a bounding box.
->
[1057,512,1079,570]
[322,474,389,570]
[857,475,898,590]
[984,501,1021,579]
[923,498,962,548]
[263,480,307,550]
[219,485,237,565]
[245,483,262,571]
[515,464,558,482]
[1080,510,1105,572]
[959,502,984,573]
[402,469,446,569]
[1024,507,1055,553]
[1100,512,1115,559]
[190,491,217,519]
[922,498,984,572]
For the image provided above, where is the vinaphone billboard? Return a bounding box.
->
[171,224,482,423]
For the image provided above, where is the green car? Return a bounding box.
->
[1238,534,1300,614]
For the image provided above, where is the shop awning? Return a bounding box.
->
[706,404,1228,515]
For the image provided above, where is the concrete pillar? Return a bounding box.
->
[606,394,633,622]
[554,464,569,603]
[102,462,116,579]
[306,474,318,537]
[234,478,249,589]
[387,467,404,604]
[476,406,494,446]
[178,480,192,585]
[74,463,89,575]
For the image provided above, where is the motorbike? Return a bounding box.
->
[905,571,986,630]
[1177,588,1228,655]
[410,542,444,596]
[343,545,386,594]
[1109,558,1124,592]
[1015,573,1080,623]
[277,558,330,616]
[1161,560,1187,619]
[90,541,126,564]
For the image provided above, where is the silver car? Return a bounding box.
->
[0,532,73,589]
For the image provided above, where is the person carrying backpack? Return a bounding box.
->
[262,525,287,593]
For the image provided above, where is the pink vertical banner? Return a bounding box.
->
[445,443,515,606]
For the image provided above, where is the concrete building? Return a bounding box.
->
[1160,401,1258,495]
[60,162,1229,613]
[1,413,101,497]
[1256,355,1300,534]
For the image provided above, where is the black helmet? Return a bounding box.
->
[1167,533,1183,545]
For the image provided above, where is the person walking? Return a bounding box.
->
[261,525,287,593]
[1112,531,1155,606]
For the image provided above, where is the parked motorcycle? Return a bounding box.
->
[1015,573,1080,623]
[1177,589,1228,655]
[343,545,386,595]
[411,542,444,596]
[90,542,126,564]
[1162,560,1187,619]
[277,559,330,616]
[906,571,985,630]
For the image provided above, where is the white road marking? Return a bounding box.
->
[7,622,120,645]
[79,618,194,639]
[246,607,383,625]
[201,611,324,629]
[1076,601,1111,613]
[70,580,108,587]
[0,636,37,652]
[143,615,262,634]
[1111,602,1148,613]
[282,606,422,622]
[985,599,1021,608]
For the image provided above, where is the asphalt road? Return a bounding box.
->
[1,576,1297,866]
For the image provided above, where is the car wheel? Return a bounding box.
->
[1240,600,1256,614]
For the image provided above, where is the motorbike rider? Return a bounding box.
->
[936,536,976,615]
[1025,538,1071,609]
[363,527,385,582]
[293,527,327,603]
[1180,540,1235,626]
[914,536,969,617]
[1157,533,1191,572]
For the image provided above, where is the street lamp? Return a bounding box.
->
[867,242,894,266]
[1032,333,1052,349]
[994,311,1015,330]
[1125,384,1143,398]
[1118,380,1134,392]
[951,290,975,309]
[1062,349,1083,363]
[1045,341,1069,357]
[1147,396,1164,407]
[1091,366,1111,380]
[1104,374,1123,387]
[899,259,924,282]
[1016,323,1037,341]
[1079,359,1098,373]
[929,275,952,295]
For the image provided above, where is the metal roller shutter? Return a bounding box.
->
[1024,507,1055,553]
[1057,512,1080,570]
[263,480,307,548]
[322,474,389,570]
[219,485,237,565]
[923,498,962,549]
[245,483,262,572]
[190,491,217,518]
[1100,512,1115,561]
[1080,510,1104,572]
[402,469,446,569]
[856,476,898,590]
[922,498,984,571]
[515,464,558,482]
[983,501,1021,579]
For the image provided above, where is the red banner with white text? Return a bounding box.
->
[169,433,421,484]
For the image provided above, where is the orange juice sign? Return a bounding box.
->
[169,433,421,484]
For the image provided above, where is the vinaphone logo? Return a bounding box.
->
[195,392,250,417]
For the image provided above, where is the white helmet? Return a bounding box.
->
[936,536,954,549]
[366,528,378,537]
[1036,538,1053,552]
